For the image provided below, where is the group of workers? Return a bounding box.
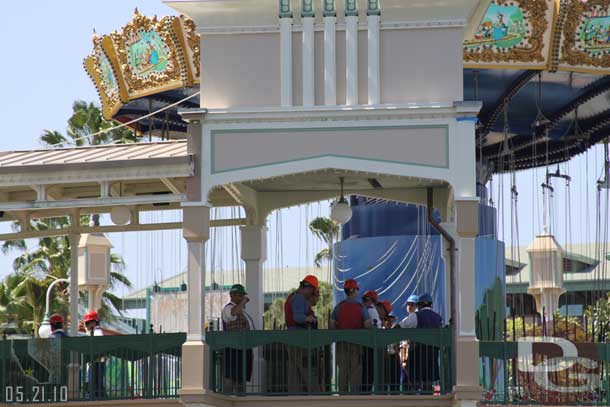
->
[221,274,443,394]
[44,310,106,398]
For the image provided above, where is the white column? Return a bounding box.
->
[68,233,80,336]
[324,16,337,105]
[367,14,380,105]
[345,15,359,105]
[181,206,210,396]
[186,240,205,340]
[302,16,315,106]
[280,17,294,107]
[453,199,482,405]
[240,225,268,329]
[453,117,478,198]
[240,224,268,390]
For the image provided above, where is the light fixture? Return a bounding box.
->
[330,177,352,224]
[110,206,131,225]
[38,317,52,339]
[38,278,69,338]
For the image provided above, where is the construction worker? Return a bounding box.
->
[362,289,380,391]
[285,275,318,329]
[362,290,381,328]
[330,279,372,393]
[49,314,67,338]
[399,294,419,388]
[377,300,401,392]
[83,310,105,399]
[399,294,442,392]
[221,284,254,394]
[284,275,320,392]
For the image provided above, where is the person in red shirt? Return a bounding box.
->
[330,279,371,393]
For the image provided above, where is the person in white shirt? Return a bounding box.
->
[221,284,254,394]
[362,290,381,328]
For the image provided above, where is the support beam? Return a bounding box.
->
[68,232,80,336]
[99,181,111,198]
[240,224,268,388]
[0,193,186,211]
[161,178,183,194]
[181,205,210,396]
[0,218,247,241]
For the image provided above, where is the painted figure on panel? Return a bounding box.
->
[465,3,526,48]
[126,29,170,77]
[98,52,117,92]
[580,11,610,55]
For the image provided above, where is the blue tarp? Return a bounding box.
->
[333,235,446,324]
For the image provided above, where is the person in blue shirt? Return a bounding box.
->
[399,294,442,392]
[284,275,320,392]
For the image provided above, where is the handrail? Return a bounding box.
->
[206,328,451,350]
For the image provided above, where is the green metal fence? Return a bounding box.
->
[480,339,610,405]
[206,328,453,396]
[0,333,185,404]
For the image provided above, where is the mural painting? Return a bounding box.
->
[465,3,527,49]
[579,9,610,56]
[126,29,170,78]
[98,51,118,94]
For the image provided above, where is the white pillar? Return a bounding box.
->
[346,14,359,105]
[302,16,315,106]
[185,240,206,340]
[181,206,210,396]
[240,225,268,329]
[240,224,268,390]
[280,17,293,107]
[453,199,482,406]
[367,14,380,105]
[324,15,337,105]
[453,117,478,199]
[68,233,79,336]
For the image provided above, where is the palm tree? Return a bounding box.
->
[1,218,132,334]
[309,217,340,268]
[41,101,136,148]
[1,101,135,335]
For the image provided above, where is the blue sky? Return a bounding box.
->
[0,1,608,300]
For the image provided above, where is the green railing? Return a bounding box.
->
[480,340,610,405]
[206,328,453,396]
[0,333,185,404]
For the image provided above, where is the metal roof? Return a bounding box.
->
[0,140,187,169]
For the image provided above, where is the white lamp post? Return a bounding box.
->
[38,278,70,338]
[330,177,352,224]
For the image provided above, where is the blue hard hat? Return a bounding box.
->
[407,294,419,304]
[418,293,433,305]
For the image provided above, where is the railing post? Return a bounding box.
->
[373,328,379,394]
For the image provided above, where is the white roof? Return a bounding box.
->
[0,141,187,169]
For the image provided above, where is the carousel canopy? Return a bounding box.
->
[85,1,610,173]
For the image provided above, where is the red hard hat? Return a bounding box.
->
[363,290,378,303]
[380,300,393,314]
[344,279,359,290]
[49,313,63,325]
[302,275,319,290]
[83,310,99,323]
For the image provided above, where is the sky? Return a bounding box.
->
[0,1,608,301]
[0,0,330,297]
